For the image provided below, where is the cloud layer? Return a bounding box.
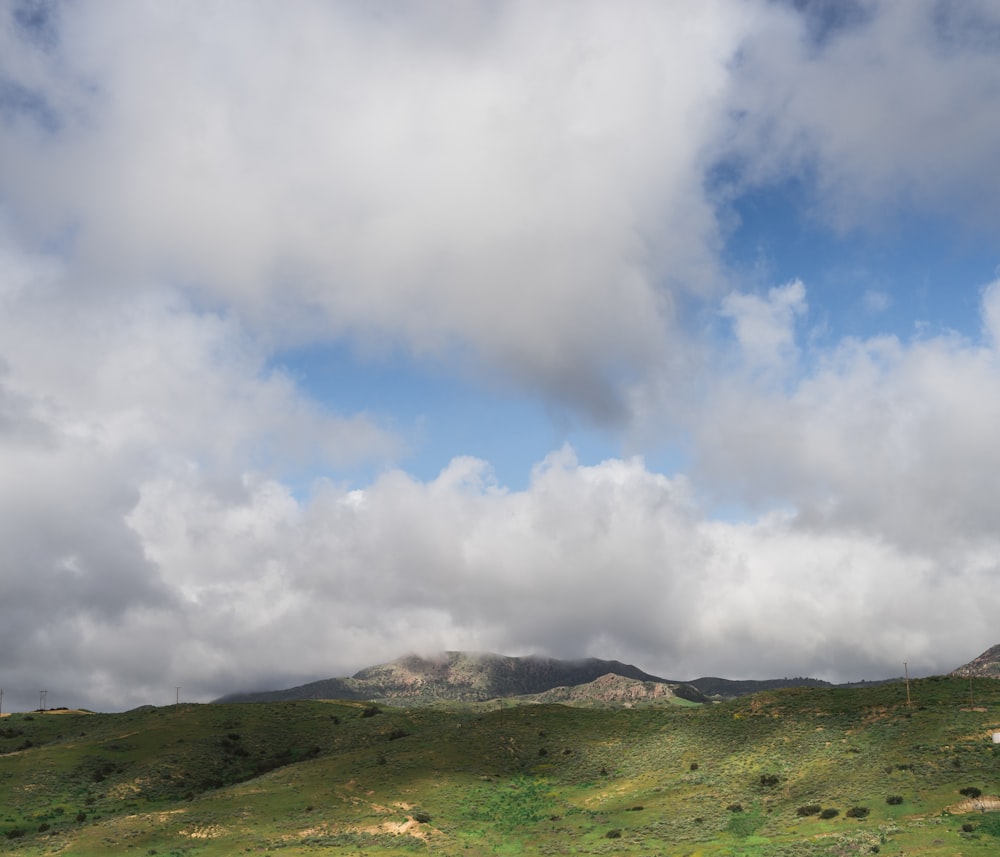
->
[1,1,999,711]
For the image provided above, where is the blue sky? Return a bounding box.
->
[1,0,1000,712]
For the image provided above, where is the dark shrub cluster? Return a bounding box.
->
[886,795,904,805]
[819,808,839,819]
[796,804,821,817]
[759,774,781,787]
[846,807,869,819]
[960,787,982,798]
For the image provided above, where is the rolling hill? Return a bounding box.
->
[3,675,1000,856]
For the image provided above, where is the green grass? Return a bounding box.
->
[1,677,1000,855]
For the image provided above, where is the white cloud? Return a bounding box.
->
[728,0,1000,231]
[0,0,767,420]
[720,279,807,372]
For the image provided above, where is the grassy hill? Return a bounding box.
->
[2,676,1000,855]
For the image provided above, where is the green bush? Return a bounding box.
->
[960,787,982,798]
[796,804,821,816]
[886,795,903,805]
[846,806,869,819]
[820,808,839,819]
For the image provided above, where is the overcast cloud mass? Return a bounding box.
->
[2,0,1000,711]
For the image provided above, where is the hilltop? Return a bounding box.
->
[952,643,1000,679]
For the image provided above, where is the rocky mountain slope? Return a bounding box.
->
[951,643,1000,678]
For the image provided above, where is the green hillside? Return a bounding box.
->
[2,677,999,856]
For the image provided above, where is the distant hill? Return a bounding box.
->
[215,652,684,706]
[214,651,846,706]
[951,643,1000,678]
[685,676,832,698]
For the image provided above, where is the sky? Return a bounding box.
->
[1,0,1000,713]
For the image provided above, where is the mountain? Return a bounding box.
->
[215,651,688,705]
[951,643,1000,678]
[684,676,832,698]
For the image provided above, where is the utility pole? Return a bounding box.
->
[176,687,181,710]
[903,663,911,707]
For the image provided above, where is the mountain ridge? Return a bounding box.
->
[216,644,1000,706]
[214,651,840,706]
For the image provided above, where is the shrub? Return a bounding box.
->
[361,706,381,718]
[727,804,744,813]
[962,823,975,833]
[960,787,982,798]
[690,762,699,771]
[75,812,86,823]
[846,807,869,819]
[5,830,25,840]
[819,808,839,819]
[38,823,50,832]
[759,774,780,787]
[796,805,821,817]
[412,811,431,824]
[605,829,622,839]
[886,795,903,805]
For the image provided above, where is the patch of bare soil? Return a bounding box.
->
[948,795,1000,814]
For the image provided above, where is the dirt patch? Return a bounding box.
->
[354,817,435,840]
[948,795,1000,814]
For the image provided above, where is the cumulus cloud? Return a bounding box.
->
[0,0,766,420]
[0,235,399,711]
[727,0,1000,231]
